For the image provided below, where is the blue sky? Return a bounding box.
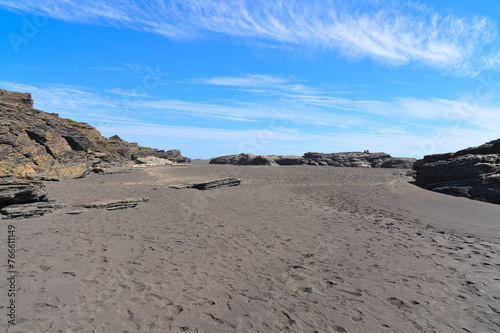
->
[1,0,499,159]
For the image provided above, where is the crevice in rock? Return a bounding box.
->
[25,130,56,159]
[62,135,85,151]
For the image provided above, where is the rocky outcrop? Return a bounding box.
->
[210,154,280,166]
[210,152,415,169]
[413,139,500,204]
[0,175,64,219]
[169,178,241,190]
[0,90,129,179]
[303,152,415,168]
[0,89,191,179]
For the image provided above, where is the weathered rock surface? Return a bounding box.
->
[77,198,149,210]
[413,138,500,204]
[0,89,191,179]
[0,90,128,178]
[169,178,241,190]
[0,175,64,219]
[1,201,65,219]
[97,168,133,175]
[210,152,415,169]
[0,177,47,206]
[136,156,174,166]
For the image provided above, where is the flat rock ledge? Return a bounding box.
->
[0,175,65,219]
[169,178,241,190]
[1,201,65,219]
[97,168,133,175]
[77,198,149,210]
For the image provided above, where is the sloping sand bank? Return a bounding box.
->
[1,163,499,332]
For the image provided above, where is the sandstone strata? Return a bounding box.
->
[0,175,64,219]
[0,89,190,179]
[413,138,500,204]
[210,152,415,169]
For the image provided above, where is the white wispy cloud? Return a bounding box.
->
[191,73,370,110]
[89,66,125,71]
[106,88,150,98]
[1,0,498,75]
[192,74,289,87]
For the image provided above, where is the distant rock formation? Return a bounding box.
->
[0,89,190,179]
[413,139,500,204]
[303,152,415,168]
[107,136,191,164]
[210,152,415,169]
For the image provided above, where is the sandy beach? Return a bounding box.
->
[1,162,499,332]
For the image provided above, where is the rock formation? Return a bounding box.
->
[0,89,129,179]
[169,178,241,190]
[0,89,190,179]
[210,152,415,169]
[0,175,64,219]
[77,198,149,210]
[136,156,174,166]
[413,138,500,204]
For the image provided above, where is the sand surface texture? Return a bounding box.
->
[1,163,499,332]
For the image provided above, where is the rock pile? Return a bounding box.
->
[413,138,500,204]
[210,152,415,169]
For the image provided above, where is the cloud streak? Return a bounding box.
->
[1,0,498,75]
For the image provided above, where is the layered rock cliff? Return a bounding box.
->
[413,139,500,204]
[0,89,190,179]
[210,152,415,169]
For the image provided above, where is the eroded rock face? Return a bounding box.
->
[0,89,191,178]
[0,91,127,178]
[413,139,500,204]
[210,152,415,169]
